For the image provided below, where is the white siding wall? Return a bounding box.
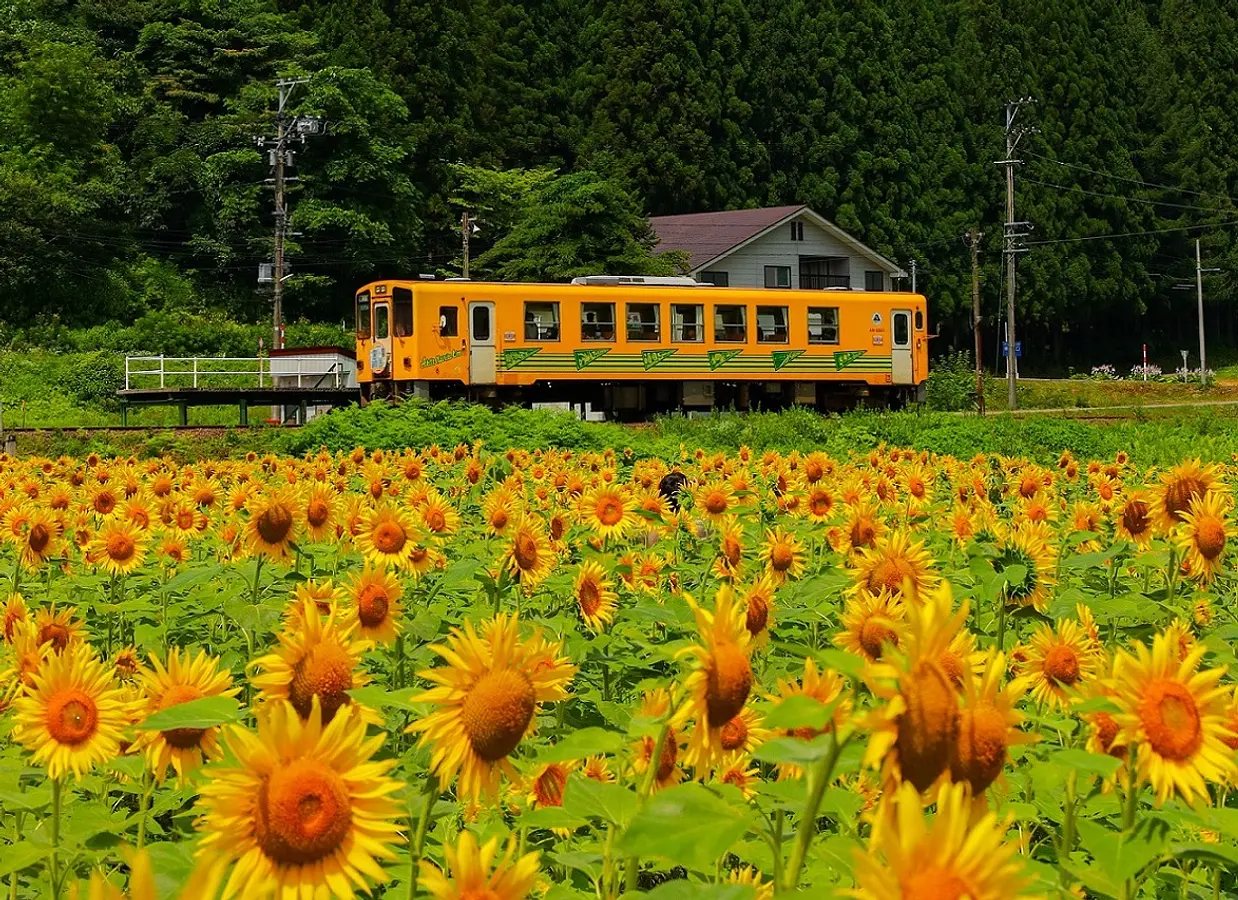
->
[694,214,895,290]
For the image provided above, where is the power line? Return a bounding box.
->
[1022,176,1236,215]
[1025,218,1238,246]
[1025,150,1238,205]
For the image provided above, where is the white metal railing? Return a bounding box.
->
[124,356,347,390]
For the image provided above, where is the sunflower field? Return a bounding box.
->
[0,444,1237,900]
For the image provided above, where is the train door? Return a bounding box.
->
[469,301,495,383]
[892,308,913,384]
[370,298,393,378]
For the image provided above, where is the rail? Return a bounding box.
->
[124,356,347,391]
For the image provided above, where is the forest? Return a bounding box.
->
[2,0,1236,366]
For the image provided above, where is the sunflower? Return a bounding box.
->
[758,526,806,585]
[714,705,770,761]
[995,520,1057,612]
[2,592,28,643]
[739,578,776,647]
[482,488,520,536]
[1156,458,1223,531]
[12,643,128,780]
[112,646,141,681]
[344,565,404,644]
[694,480,735,522]
[243,486,301,561]
[850,531,937,600]
[502,515,556,589]
[87,519,147,576]
[715,517,746,578]
[526,759,578,810]
[34,605,87,654]
[1176,491,1233,584]
[407,614,576,800]
[1019,618,1102,710]
[769,657,852,780]
[862,584,969,792]
[849,780,1037,900]
[680,586,756,771]
[949,651,1035,794]
[83,847,158,900]
[156,533,189,568]
[582,755,615,783]
[419,831,539,900]
[901,462,933,511]
[948,505,976,546]
[190,699,404,899]
[249,598,378,725]
[418,489,461,539]
[131,648,239,784]
[804,484,836,523]
[577,484,638,542]
[631,688,688,791]
[726,865,774,900]
[835,589,906,664]
[301,483,338,542]
[573,561,618,632]
[354,501,418,569]
[16,507,61,570]
[716,757,762,800]
[1111,629,1238,806]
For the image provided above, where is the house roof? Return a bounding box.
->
[649,205,906,277]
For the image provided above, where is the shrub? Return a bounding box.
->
[65,352,125,410]
[924,351,978,412]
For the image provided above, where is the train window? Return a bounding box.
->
[893,311,910,346]
[472,305,491,341]
[756,306,789,343]
[764,265,791,289]
[672,304,704,342]
[714,305,747,342]
[439,306,459,337]
[393,287,413,337]
[524,302,560,341]
[374,304,390,340]
[626,303,660,342]
[356,291,371,339]
[915,309,924,331]
[808,307,840,344]
[581,303,616,341]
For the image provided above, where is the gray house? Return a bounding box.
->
[650,205,906,291]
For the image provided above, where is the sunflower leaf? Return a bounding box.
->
[641,884,756,899]
[562,774,637,826]
[346,686,423,712]
[539,727,625,762]
[753,734,833,766]
[138,695,243,731]
[762,693,837,731]
[617,783,753,872]
[1049,749,1123,779]
[1077,817,1170,883]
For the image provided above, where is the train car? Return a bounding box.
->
[353,277,928,415]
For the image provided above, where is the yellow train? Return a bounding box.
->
[354,277,928,415]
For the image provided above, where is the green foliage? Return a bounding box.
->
[925,350,980,412]
[65,352,124,410]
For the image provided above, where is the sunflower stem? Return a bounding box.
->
[1122,771,1139,831]
[771,810,785,888]
[136,769,153,851]
[250,556,265,605]
[49,777,62,898]
[1059,768,1077,868]
[408,774,437,900]
[996,587,1008,652]
[625,716,674,893]
[10,812,23,900]
[783,730,847,892]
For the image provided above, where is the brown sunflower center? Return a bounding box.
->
[849,518,876,550]
[596,497,624,527]
[1139,679,1202,761]
[858,618,897,661]
[533,764,568,807]
[648,730,679,783]
[371,521,406,555]
[28,524,50,553]
[289,639,354,723]
[577,578,602,617]
[256,504,293,545]
[937,650,965,687]
[769,543,795,572]
[1194,517,1226,560]
[704,492,729,515]
[46,689,98,745]
[1019,475,1039,498]
[424,508,447,533]
[895,660,958,792]
[722,537,742,567]
[460,669,536,762]
[158,683,207,749]
[719,715,749,751]
[745,594,769,636]
[809,493,832,517]
[254,758,352,866]
[512,532,540,572]
[867,557,916,595]
[106,531,136,563]
[176,509,196,531]
[94,492,116,515]
[1122,500,1150,536]
[40,622,71,653]
[1093,712,1125,757]
[490,510,509,531]
[1164,476,1205,522]
[307,500,330,528]
[950,705,1007,794]
[902,868,970,900]
[704,642,753,727]
[356,584,390,628]
[1042,645,1081,686]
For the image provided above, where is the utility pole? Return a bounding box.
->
[966,229,985,415]
[996,97,1036,410]
[910,258,917,294]
[1196,238,1221,385]
[461,211,472,279]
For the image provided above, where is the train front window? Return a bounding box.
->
[714,305,747,342]
[756,306,788,343]
[392,287,413,337]
[356,291,371,338]
[439,306,459,336]
[374,304,390,340]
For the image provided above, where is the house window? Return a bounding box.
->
[790,221,805,241]
[865,270,885,291]
[714,305,747,342]
[524,302,560,340]
[582,302,616,341]
[438,306,458,336]
[393,287,413,337]
[356,291,371,338]
[800,258,849,289]
[626,303,660,341]
[672,304,704,342]
[764,265,791,289]
[756,306,789,343]
[699,271,729,287]
[808,307,840,344]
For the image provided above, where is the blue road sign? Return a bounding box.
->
[1001,341,1023,358]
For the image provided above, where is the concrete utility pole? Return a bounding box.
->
[1196,238,1221,386]
[996,97,1036,410]
[966,229,985,415]
[461,211,472,279]
[910,258,917,294]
